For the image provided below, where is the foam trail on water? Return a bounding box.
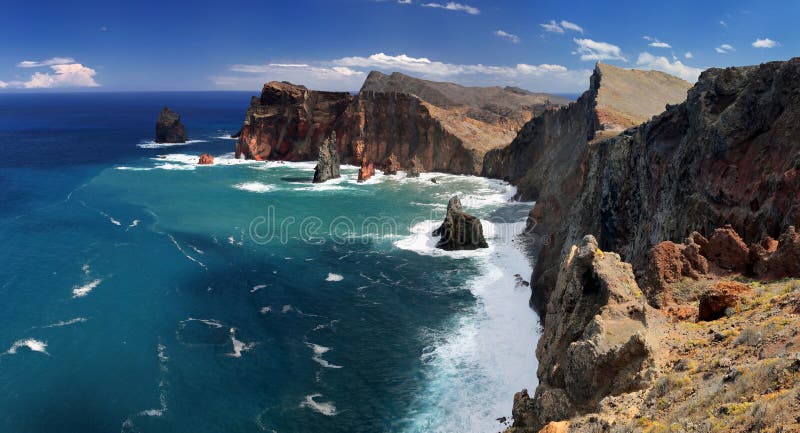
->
[72,279,102,298]
[325,273,344,282]
[37,317,89,329]
[166,234,207,269]
[299,394,337,416]
[122,343,169,432]
[137,139,207,149]
[5,339,49,355]
[228,328,255,358]
[306,342,343,369]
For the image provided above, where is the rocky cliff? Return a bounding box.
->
[235,71,568,174]
[482,62,691,200]
[508,57,800,433]
[528,58,800,313]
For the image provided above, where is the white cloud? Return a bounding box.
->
[719,20,727,27]
[16,57,76,68]
[540,20,564,33]
[649,41,671,48]
[560,20,583,33]
[0,80,7,89]
[421,2,479,14]
[636,52,703,83]
[398,0,412,3]
[573,38,627,62]
[219,52,591,92]
[23,63,100,88]
[494,30,520,43]
[752,38,780,48]
[684,52,693,59]
[715,44,734,53]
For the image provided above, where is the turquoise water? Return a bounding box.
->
[0,93,539,433]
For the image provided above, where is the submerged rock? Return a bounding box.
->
[198,153,214,165]
[313,132,341,183]
[155,107,187,143]
[432,196,488,250]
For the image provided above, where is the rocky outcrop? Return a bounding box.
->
[512,235,655,432]
[697,281,751,321]
[753,226,800,279]
[198,153,214,165]
[482,63,691,200]
[432,197,488,250]
[235,81,352,161]
[357,154,375,182]
[235,72,568,173]
[526,58,800,314]
[407,156,423,178]
[312,133,340,183]
[155,107,187,143]
[382,153,401,175]
[641,234,709,308]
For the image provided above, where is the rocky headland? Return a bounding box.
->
[506,58,800,433]
[235,71,568,175]
[155,107,187,143]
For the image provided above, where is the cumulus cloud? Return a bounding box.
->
[17,57,76,68]
[685,52,693,59]
[560,20,583,33]
[636,52,703,83]
[752,38,780,48]
[715,44,734,53]
[218,52,592,92]
[23,63,100,88]
[421,2,479,14]
[494,30,520,43]
[573,38,627,62]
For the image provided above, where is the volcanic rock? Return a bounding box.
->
[706,225,749,272]
[155,107,187,143]
[383,153,401,175]
[198,153,214,165]
[698,281,751,321]
[512,235,655,431]
[432,197,488,250]
[357,154,375,183]
[312,132,340,183]
[641,236,709,307]
[407,156,423,178]
[235,72,568,173]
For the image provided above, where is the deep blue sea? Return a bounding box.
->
[0,92,540,433]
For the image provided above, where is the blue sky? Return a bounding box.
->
[0,0,796,92]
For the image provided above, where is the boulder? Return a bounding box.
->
[198,153,214,165]
[383,153,401,175]
[706,225,749,272]
[697,281,751,321]
[642,237,709,307]
[155,107,187,143]
[312,132,341,183]
[432,197,488,250]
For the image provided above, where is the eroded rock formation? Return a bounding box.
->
[155,107,187,143]
[433,196,488,250]
[526,58,800,314]
[357,154,375,182]
[382,153,401,175]
[312,133,340,183]
[235,72,568,173]
[512,235,655,432]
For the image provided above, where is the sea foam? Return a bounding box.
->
[299,394,337,416]
[6,339,49,355]
[72,279,102,298]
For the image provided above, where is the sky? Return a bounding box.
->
[0,0,796,93]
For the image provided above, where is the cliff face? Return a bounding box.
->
[529,58,800,312]
[482,63,691,200]
[235,72,567,174]
[235,82,352,161]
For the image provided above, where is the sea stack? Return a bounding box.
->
[312,132,341,183]
[433,196,488,250]
[357,154,375,183]
[383,153,401,175]
[407,156,423,178]
[155,107,187,143]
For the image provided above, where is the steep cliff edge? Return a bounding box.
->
[235,71,567,174]
[529,58,800,313]
[482,62,691,200]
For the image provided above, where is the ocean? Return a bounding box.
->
[0,92,540,433]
